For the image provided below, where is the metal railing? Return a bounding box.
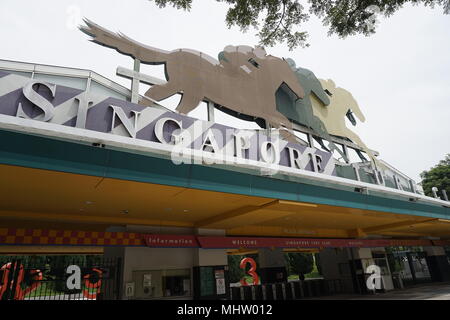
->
[229,279,344,300]
[0,255,121,300]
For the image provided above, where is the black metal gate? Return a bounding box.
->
[387,251,432,287]
[0,255,121,300]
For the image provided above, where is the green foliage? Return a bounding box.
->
[285,252,314,275]
[148,0,449,50]
[420,154,450,198]
[386,253,402,273]
[227,255,245,283]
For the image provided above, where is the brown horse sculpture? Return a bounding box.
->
[80,19,304,134]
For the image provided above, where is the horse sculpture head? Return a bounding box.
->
[285,58,330,107]
[218,45,267,75]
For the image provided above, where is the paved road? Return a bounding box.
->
[313,282,450,300]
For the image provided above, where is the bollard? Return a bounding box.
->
[284,282,293,300]
[242,285,252,300]
[292,281,302,299]
[313,279,322,296]
[239,287,245,300]
[309,280,317,297]
[301,281,309,298]
[265,284,274,300]
[290,282,297,300]
[319,279,327,296]
[272,284,278,300]
[329,280,335,295]
[305,280,312,297]
[317,279,324,296]
[254,285,264,300]
[275,283,284,300]
[230,286,241,300]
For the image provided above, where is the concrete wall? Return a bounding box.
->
[122,247,195,283]
[104,225,229,300]
[195,249,228,266]
[318,248,355,293]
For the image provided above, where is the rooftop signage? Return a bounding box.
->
[79,20,368,164]
[3,19,446,203]
[0,71,335,175]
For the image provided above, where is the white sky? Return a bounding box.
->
[0,0,449,183]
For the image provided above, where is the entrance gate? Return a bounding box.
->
[0,256,121,300]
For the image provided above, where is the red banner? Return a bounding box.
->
[0,228,435,249]
[196,236,433,249]
[431,240,450,247]
[387,239,433,247]
[142,234,199,247]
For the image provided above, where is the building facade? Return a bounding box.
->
[0,22,449,300]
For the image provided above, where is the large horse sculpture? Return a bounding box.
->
[312,79,378,165]
[277,59,348,161]
[80,19,304,138]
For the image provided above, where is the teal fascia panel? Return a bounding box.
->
[0,129,449,220]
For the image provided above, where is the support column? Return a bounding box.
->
[424,246,450,282]
[257,248,287,284]
[192,229,229,300]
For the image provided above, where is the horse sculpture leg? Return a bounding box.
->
[144,83,180,103]
[266,113,299,143]
[176,93,203,115]
[344,128,379,168]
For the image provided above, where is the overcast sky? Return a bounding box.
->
[1,0,449,183]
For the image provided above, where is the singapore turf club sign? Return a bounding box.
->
[0,73,334,175]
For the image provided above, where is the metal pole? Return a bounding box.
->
[130,59,141,103]
[207,101,215,122]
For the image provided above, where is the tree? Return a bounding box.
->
[150,0,449,50]
[227,255,245,283]
[420,154,450,198]
[285,252,314,276]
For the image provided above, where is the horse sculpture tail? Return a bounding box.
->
[80,19,170,64]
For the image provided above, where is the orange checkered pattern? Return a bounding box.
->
[0,228,145,246]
